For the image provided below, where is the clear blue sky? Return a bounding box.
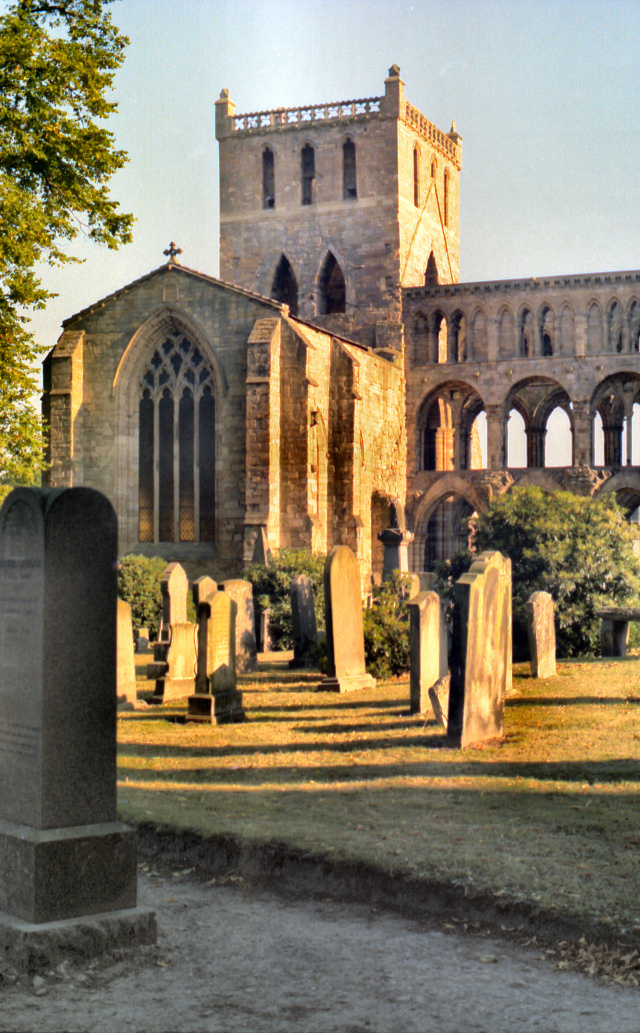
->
[29,0,640,376]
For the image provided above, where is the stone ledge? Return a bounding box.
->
[0,905,156,973]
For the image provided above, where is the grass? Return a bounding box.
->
[119,652,640,934]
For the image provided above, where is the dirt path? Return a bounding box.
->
[2,869,640,1033]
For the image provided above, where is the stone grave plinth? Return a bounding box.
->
[0,488,155,966]
[187,579,245,724]
[598,607,640,657]
[448,551,511,748]
[319,546,375,692]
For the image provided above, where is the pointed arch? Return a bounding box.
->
[318,251,346,314]
[271,254,299,315]
[586,300,603,354]
[114,306,222,547]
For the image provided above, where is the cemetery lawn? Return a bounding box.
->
[118,655,640,937]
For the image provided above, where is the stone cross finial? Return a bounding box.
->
[163,242,182,263]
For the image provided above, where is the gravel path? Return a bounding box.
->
[2,870,640,1033]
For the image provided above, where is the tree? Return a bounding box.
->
[0,0,133,495]
[470,486,640,658]
[245,548,326,650]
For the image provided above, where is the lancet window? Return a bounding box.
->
[138,331,216,544]
[262,147,275,208]
[343,139,357,199]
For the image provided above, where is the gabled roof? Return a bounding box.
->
[61,260,287,327]
[61,258,374,355]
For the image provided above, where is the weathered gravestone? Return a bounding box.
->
[526,591,557,678]
[117,598,137,705]
[0,487,155,962]
[319,545,375,692]
[258,608,272,653]
[222,579,257,673]
[289,573,318,668]
[187,578,245,724]
[408,591,449,718]
[448,551,511,748]
[135,627,150,653]
[151,563,196,702]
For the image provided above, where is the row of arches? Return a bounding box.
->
[271,251,346,317]
[261,137,357,210]
[409,297,640,364]
[418,374,640,472]
[418,480,640,571]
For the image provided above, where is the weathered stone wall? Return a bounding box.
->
[404,269,640,568]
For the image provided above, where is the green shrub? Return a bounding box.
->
[245,547,326,649]
[363,572,414,679]
[470,486,640,659]
[117,555,168,639]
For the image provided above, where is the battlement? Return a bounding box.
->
[229,95,383,134]
[215,65,461,169]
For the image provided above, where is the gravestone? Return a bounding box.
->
[135,627,150,653]
[408,591,448,716]
[222,579,257,673]
[526,591,557,678]
[319,545,376,692]
[377,498,414,581]
[448,551,511,748]
[151,563,196,702]
[117,598,137,705]
[0,487,155,962]
[289,573,318,667]
[258,608,272,653]
[187,580,245,724]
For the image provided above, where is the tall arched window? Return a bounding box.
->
[413,146,420,207]
[318,252,346,314]
[271,254,298,315]
[443,168,450,226]
[138,332,216,544]
[301,144,315,205]
[262,147,275,208]
[343,138,357,199]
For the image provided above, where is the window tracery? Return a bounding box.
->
[138,330,216,544]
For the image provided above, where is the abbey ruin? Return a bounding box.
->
[43,66,640,582]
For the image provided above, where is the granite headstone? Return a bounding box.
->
[289,573,318,667]
[319,545,375,692]
[117,598,137,705]
[448,551,511,747]
[526,591,557,678]
[408,590,448,716]
[187,580,245,724]
[0,487,155,959]
[222,579,257,673]
[151,563,196,702]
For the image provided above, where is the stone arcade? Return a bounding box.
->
[42,66,640,585]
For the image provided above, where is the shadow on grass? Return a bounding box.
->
[117,754,640,785]
[507,696,640,707]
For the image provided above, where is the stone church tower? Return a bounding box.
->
[215,65,461,349]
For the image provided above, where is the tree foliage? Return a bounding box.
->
[117,555,167,640]
[0,0,132,490]
[470,486,640,658]
[245,548,326,650]
[362,572,413,679]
